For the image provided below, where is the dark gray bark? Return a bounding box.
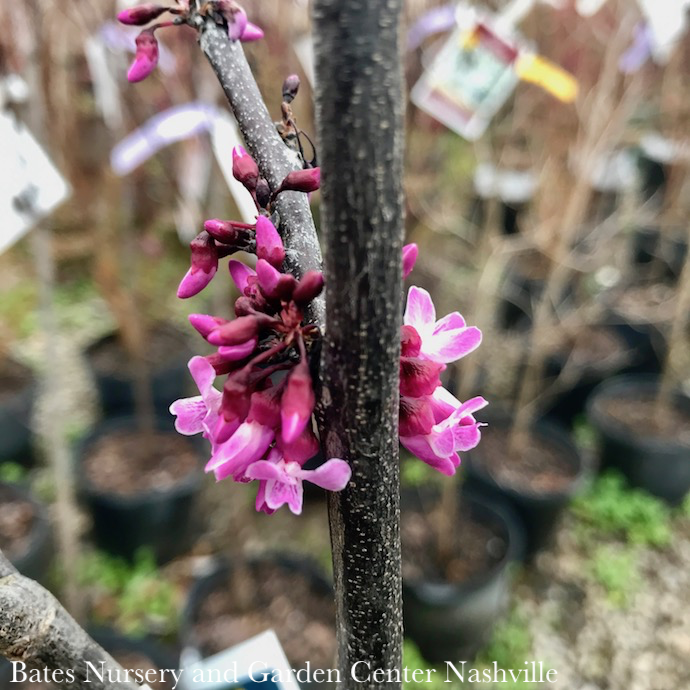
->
[313,1,405,689]
[0,551,137,689]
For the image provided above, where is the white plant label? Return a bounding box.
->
[0,112,71,254]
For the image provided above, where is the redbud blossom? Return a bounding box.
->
[207,315,260,346]
[292,271,324,305]
[232,145,259,192]
[216,0,248,41]
[255,216,285,267]
[127,29,159,83]
[256,260,297,301]
[117,4,168,25]
[241,22,264,42]
[399,358,443,398]
[402,243,418,279]
[204,219,248,245]
[177,232,219,299]
[278,167,321,194]
[189,313,228,338]
[280,360,315,444]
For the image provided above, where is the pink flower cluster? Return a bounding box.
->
[399,256,488,475]
[118,1,264,83]
[170,146,349,515]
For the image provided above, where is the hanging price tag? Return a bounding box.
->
[411,20,520,140]
[0,112,71,254]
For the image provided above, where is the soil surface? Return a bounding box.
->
[88,325,190,377]
[84,431,198,496]
[0,484,35,561]
[11,649,172,689]
[401,498,507,583]
[193,562,337,669]
[600,393,690,445]
[0,356,32,404]
[478,426,578,494]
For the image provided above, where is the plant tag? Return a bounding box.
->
[411,17,520,140]
[178,629,299,690]
[0,112,71,254]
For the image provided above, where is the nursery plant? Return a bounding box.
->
[0,1,488,687]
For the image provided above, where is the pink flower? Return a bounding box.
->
[280,360,315,444]
[400,388,487,476]
[402,243,418,278]
[169,357,222,443]
[228,259,256,293]
[255,216,285,268]
[206,420,275,481]
[241,22,264,42]
[177,231,219,299]
[117,4,168,26]
[277,168,321,194]
[403,286,481,364]
[232,145,259,192]
[216,1,248,41]
[248,449,351,515]
[292,271,324,305]
[127,28,159,83]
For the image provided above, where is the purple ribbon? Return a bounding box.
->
[111,102,216,175]
[407,4,457,52]
[619,23,653,74]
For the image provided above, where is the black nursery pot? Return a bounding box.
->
[85,326,193,416]
[464,415,588,558]
[402,490,524,663]
[0,481,53,582]
[76,416,204,563]
[181,553,335,690]
[586,375,690,505]
[0,358,35,464]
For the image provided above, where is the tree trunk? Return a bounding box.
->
[313,1,405,688]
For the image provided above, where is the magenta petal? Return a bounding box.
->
[300,459,351,491]
[228,259,256,293]
[241,22,264,42]
[265,476,303,515]
[227,6,248,40]
[255,216,285,267]
[429,386,460,423]
[453,395,489,419]
[127,54,157,83]
[218,338,257,361]
[400,436,458,476]
[189,313,225,338]
[403,286,436,334]
[423,326,482,364]
[177,266,217,299]
[169,396,206,435]
[256,258,282,296]
[402,243,418,279]
[206,421,274,479]
[281,411,307,445]
[246,460,282,482]
[188,355,217,399]
[433,311,467,333]
[453,422,483,452]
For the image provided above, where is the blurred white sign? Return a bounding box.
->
[0,112,71,254]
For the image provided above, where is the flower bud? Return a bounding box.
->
[255,216,285,268]
[402,243,418,279]
[280,360,315,444]
[177,231,218,299]
[117,4,167,26]
[399,396,435,437]
[127,29,159,83]
[400,325,421,357]
[217,0,248,41]
[399,357,443,398]
[189,313,228,338]
[282,74,301,104]
[228,259,256,294]
[278,167,320,194]
[256,259,297,301]
[218,338,257,361]
[232,145,259,192]
[292,271,324,305]
[241,22,264,42]
[248,387,281,429]
[207,315,260,346]
[255,178,271,208]
[204,219,247,245]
